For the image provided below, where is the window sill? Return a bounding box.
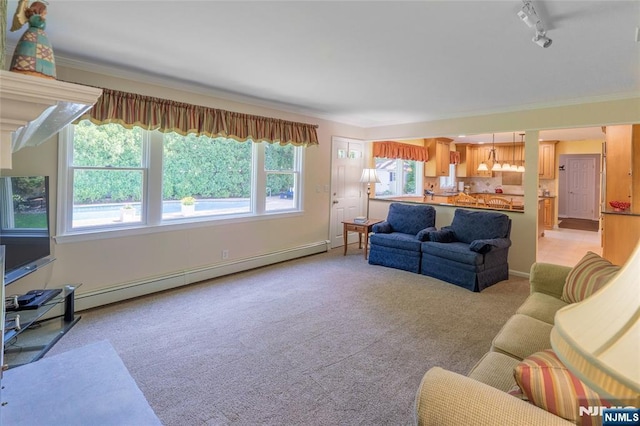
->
[54,210,303,244]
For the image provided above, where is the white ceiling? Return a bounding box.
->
[5,1,639,142]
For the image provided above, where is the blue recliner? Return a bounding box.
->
[420,209,512,292]
[368,203,437,273]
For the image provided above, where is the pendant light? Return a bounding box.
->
[489,134,502,171]
[509,133,519,171]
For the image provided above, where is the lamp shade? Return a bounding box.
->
[491,162,502,172]
[477,162,489,172]
[359,168,380,184]
[550,243,640,402]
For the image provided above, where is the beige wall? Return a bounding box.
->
[4,63,640,299]
[4,66,365,299]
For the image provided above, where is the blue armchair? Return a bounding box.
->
[368,203,437,273]
[420,209,512,292]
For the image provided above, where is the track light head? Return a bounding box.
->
[533,31,552,48]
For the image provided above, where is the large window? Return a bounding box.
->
[373,158,423,197]
[58,121,303,237]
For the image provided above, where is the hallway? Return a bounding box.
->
[537,227,602,267]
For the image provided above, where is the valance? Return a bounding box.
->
[372,141,428,162]
[78,88,319,146]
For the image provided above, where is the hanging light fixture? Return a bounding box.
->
[517,133,526,172]
[508,133,519,172]
[489,134,502,171]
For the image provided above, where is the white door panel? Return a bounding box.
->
[330,137,364,249]
[567,157,596,219]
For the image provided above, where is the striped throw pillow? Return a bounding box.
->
[514,349,609,426]
[562,251,620,303]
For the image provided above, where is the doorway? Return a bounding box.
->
[329,137,365,249]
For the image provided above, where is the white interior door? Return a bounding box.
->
[567,157,596,219]
[329,137,364,249]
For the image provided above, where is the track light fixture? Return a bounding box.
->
[518,0,552,48]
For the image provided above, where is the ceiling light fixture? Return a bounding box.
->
[517,133,526,172]
[478,134,501,172]
[518,0,552,48]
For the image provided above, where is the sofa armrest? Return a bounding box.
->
[529,262,572,298]
[416,226,438,242]
[422,228,456,243]
[372,221,392,233]
[415,367,572,426]
[469,237,511,254]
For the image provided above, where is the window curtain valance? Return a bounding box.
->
[372,141,428,162]
[78,88,319,146]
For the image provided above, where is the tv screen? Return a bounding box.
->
[0,176,52,285]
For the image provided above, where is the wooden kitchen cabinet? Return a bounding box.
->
[604,125,638,212]
[538,199,546,237]
[424,138,453,177]
[542,198,554,229]
[602,214,640,266]
[465,145,493,177]
[538,141,557,179]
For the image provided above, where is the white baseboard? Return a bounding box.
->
[75,241,329,312]
[509,269,530,279]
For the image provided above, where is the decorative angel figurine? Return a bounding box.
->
[9,0,56,79]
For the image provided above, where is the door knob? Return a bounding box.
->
[332,200,339,204]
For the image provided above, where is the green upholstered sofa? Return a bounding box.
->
[414,261,575,426]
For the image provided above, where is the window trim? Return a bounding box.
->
[56,123,304,243]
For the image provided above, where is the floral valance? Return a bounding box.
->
[78,88,319,146]
[372,141,428,162]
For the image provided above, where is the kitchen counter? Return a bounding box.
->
[374,196,524,213]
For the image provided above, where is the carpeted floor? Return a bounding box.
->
[558,217,599,232]
[46,248,530,425]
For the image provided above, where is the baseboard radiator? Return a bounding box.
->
[75,240,330,311]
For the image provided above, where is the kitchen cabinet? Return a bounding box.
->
[542,198,554,229]
[602,214,640,266]
[538,199,546,237]
[604,125,639,212]
[463,145,493,177]
[538,141,557,179]
[424,138,453,177]
[600,124,640,266]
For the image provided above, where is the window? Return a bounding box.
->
[264,143,299,212]
[58,121,303,237]
[162,133,252,219]
[373,158,423,197]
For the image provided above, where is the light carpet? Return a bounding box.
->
[46,248,530,425]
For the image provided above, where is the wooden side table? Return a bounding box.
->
[342,219,383,259]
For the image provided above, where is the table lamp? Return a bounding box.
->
[360,168,380,219]
[551,243,640,404]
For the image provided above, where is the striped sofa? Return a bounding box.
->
[414,252,621,426]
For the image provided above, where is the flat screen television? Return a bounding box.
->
[0,176,52,285]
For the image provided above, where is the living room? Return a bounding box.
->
[1,1,639,424]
